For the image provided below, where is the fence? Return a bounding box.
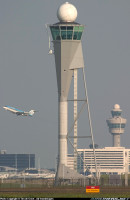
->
[0,176,130,189]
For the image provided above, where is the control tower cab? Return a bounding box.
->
[106,104,127,147]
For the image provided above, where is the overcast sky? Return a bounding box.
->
[0,0,130,169]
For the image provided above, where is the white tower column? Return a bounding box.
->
[113,134,120,147]
[58,100,68,166]
[74,69,78,170]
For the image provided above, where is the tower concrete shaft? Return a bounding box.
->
[106,104,127,147]
[113,134,121,147]
[74,69,78,171]
[58,100,68,166]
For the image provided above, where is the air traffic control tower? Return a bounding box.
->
[49,2,85,180]
[106,104,127,147]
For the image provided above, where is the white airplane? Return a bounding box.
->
[3,106,38,116]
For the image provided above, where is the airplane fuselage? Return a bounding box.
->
[3,106,36,116]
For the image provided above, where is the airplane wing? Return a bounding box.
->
[16,111,25,115]
[21,112,29,116]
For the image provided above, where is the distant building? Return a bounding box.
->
[66,146,130,176]
[0,150,35,170]
[76,147,130,175]
[67,154,74,170]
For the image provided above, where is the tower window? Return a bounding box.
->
[108,123,126,128]
[50,25,84,41]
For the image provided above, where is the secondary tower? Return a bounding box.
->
[106,104,127,147]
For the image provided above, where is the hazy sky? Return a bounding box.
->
[0,0,130,169]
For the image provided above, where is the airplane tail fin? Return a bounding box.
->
[29,110,38,116]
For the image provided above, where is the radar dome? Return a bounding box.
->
[57,2,78,22]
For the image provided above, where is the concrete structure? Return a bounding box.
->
[76,147,130,175]
[49,2,87,180]
[106,104,127,147]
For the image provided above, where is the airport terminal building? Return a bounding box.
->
[0,150,35,171]
[76,147,130,175]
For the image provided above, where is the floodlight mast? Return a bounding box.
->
[48,2,97,181]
